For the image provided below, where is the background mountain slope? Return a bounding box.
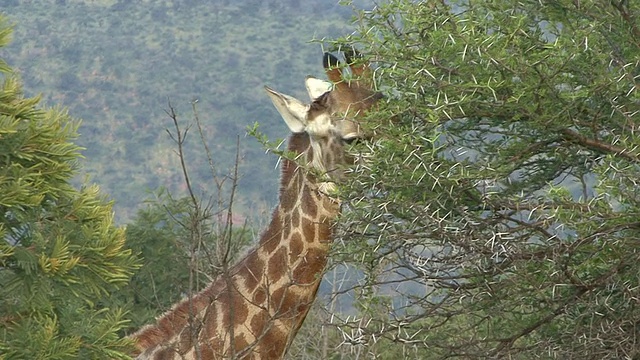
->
[2,0,370,222]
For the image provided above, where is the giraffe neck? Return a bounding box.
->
[131,133,340,360]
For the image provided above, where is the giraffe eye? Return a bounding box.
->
[342,137,360,145]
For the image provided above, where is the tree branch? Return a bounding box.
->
[561,128,639,163]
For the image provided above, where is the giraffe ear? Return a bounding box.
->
[323,52,342,83]
[264,86,308,133]
[305,76,332,100]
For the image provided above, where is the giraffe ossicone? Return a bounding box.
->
[131,51,380,360]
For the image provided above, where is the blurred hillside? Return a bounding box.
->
[2,0,370,223]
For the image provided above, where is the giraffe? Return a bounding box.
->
[130,51,380,360]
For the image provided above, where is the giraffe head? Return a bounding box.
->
[265,51,381,194]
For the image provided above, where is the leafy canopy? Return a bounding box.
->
[307,0,640,359]
[0,15,137,360]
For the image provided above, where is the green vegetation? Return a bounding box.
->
[311,0,640,358]
[0,15,137,358]
[3,0,640,359]
[117,189,253,333]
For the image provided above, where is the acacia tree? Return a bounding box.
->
[0,18,137,359]
[308,1,640,359]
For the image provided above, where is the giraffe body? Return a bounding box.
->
[131,52,379,359]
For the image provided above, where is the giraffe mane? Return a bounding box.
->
[278,132,310,198]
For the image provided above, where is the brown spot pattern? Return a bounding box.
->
[249,311,268,338]
[293,247,328,285]
[261,211,281,254]
[288,232,303,262]
[271,287,286,311]
[177,327,195,354]
[261,325,287,359]
[292,209,300,228]
[154,347,177,360]
[198,344,216,360]
[317,222,333,244]
[233,303,249,327]
[301,186,317,218]
[241,254,263,292]
[232,334,250,353]
[268,246,287,283]
[253,285,267,305]
[301,217,317,243]
[222,289,248,328]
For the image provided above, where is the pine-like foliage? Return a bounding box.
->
[0,16,137,359]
